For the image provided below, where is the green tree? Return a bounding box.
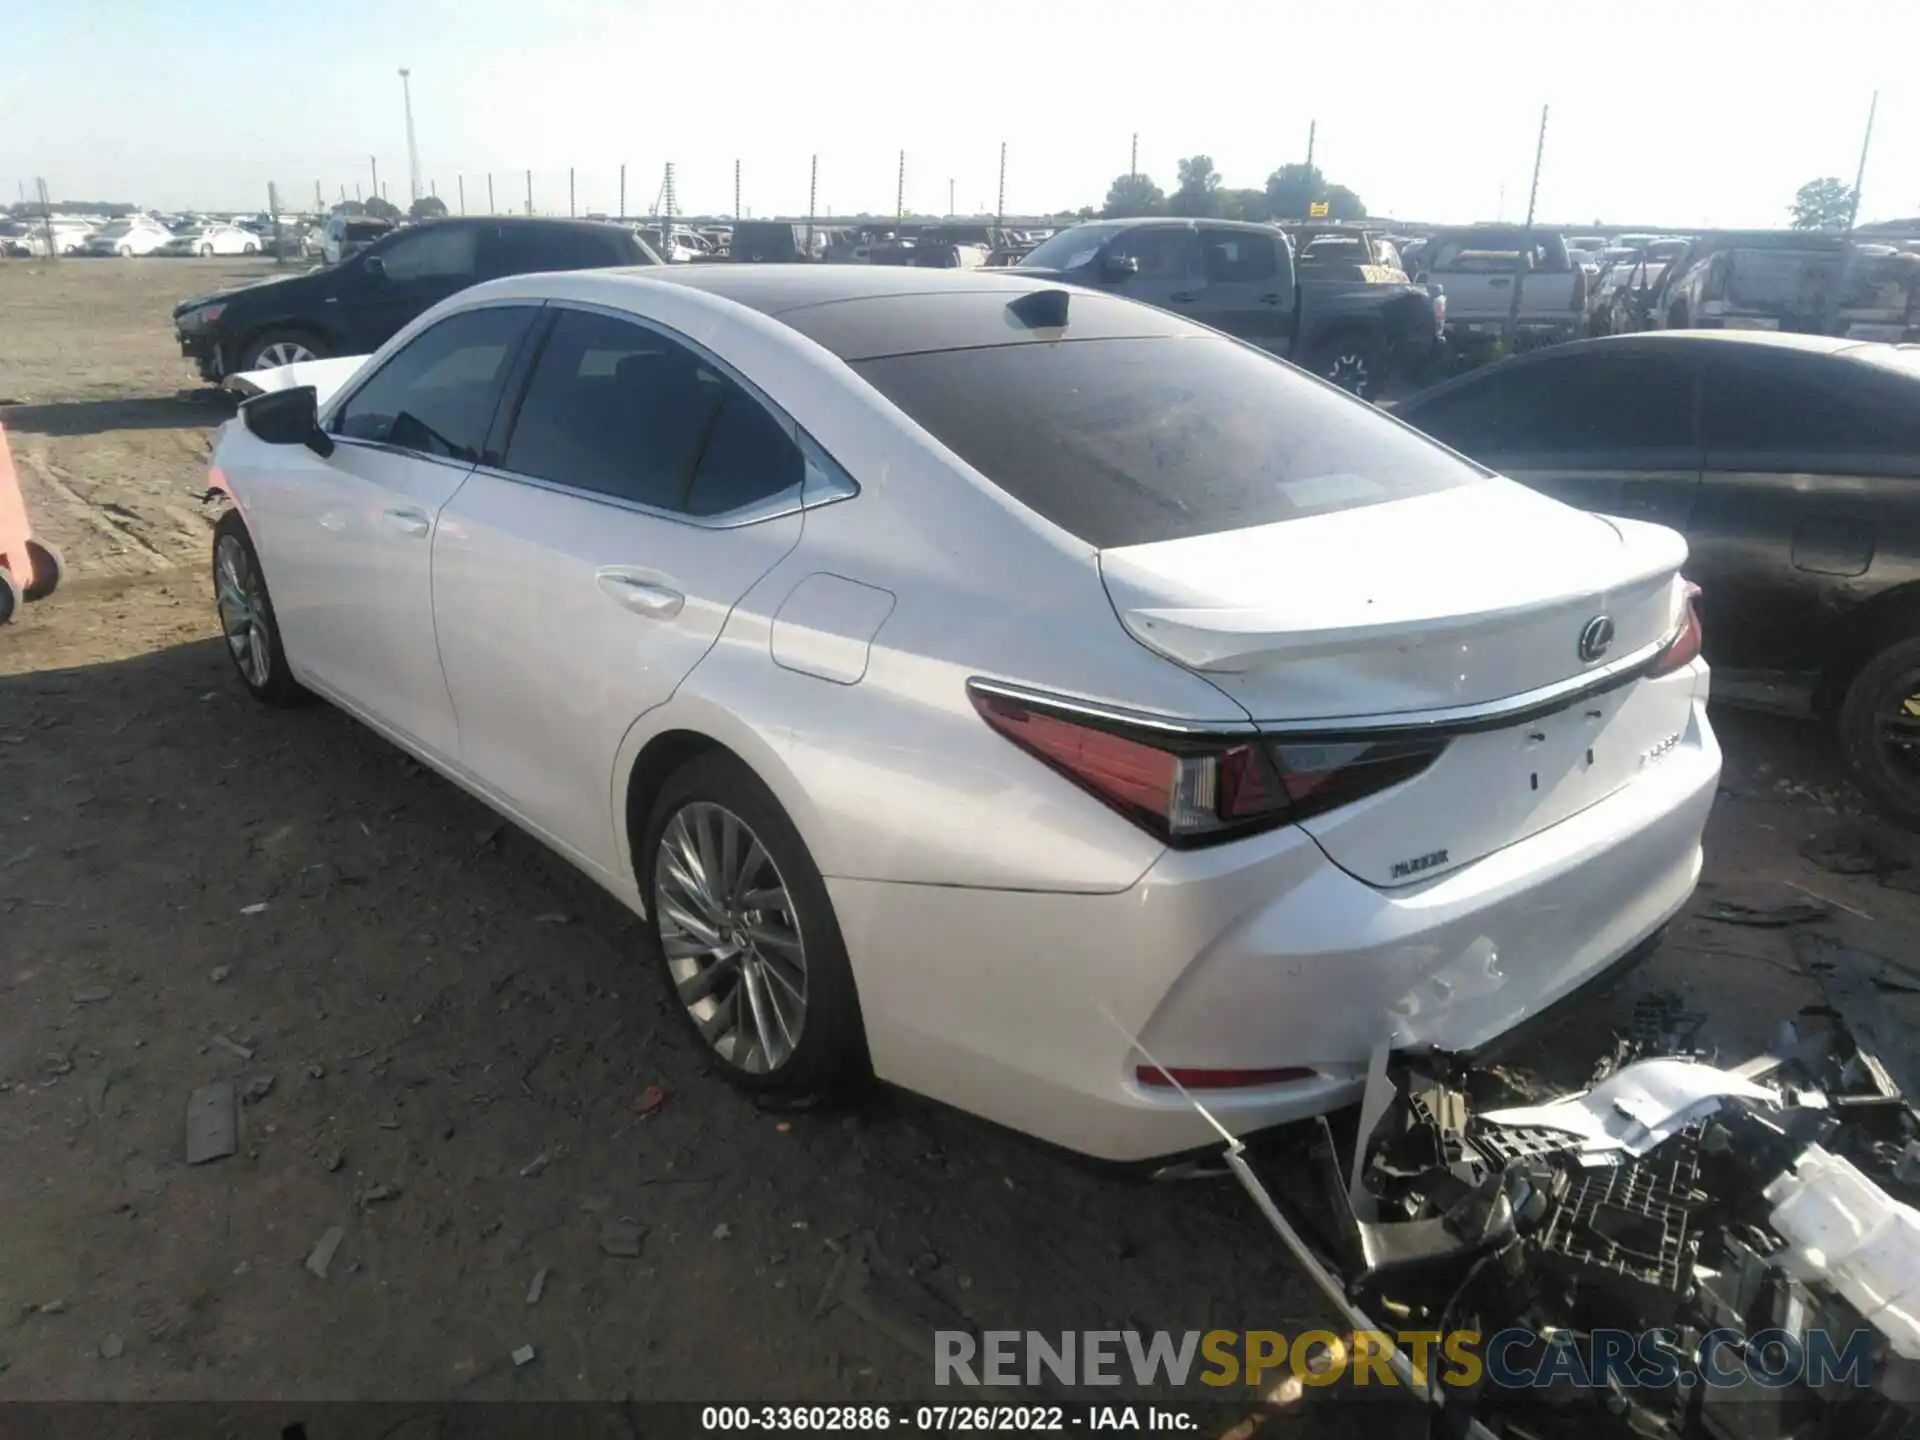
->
[1790,176,1856,231]
[1215,188,1272,223]
[409,195,449,221]
[1102,173,1165,218]
[1324,184,1368,221]
[329,199,367,216]
[363,195,404,223]
[1168,154,1222,217]
[1265,164,1367,222]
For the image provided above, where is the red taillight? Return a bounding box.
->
[1137,1065,1318,1090]
[1648,581,1704,677]
[968,684,1447,848]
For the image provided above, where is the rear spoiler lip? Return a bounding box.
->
[968,621,1683,750]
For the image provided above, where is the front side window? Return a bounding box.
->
[377,225,479,281]
[330,305,536,460]
[855,336,1485,548]
[1109,227,1199,281]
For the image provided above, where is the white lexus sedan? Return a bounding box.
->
[205,267,1720,1161]
[158,222,261,257]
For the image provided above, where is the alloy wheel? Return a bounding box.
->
[654,801,808,1074]
[1880,681,1920,779]
[214,534,273,689]
[1327,352,1373,396]
[255,340,315,367]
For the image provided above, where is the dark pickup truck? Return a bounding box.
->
[1013,218,1442,397]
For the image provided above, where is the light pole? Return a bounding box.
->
[398,68,422,205]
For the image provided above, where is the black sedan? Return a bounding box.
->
[1394,332,1920,822]
[171,217,657,382]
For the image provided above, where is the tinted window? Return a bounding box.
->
[503,309,725,509]
[331,305,535,460]
[1704,354,1920,451]
[378,225,479,281]
[1200,227,1278,283]
[684,387,805,518]
[854,336,1484,548]
[1109,227,1198,280]
[1406,354,1696,454]
[1019,223,1125,271]
[486,223,643,274]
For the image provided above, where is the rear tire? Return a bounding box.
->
[0,567,21,625]
[211,510,305,707]
[1839,637,1920,830]
[639,751,870,1099]
[22,538,63,601]
[1309,333,1385,400]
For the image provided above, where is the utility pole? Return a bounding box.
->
[525,169,532,215]
[569,166,576,217]
[996,141,1006,225]
[1129,132,1138,180]
[314,180,323,211]
[1505,104,1549,352]
[268,181,283,267]
[487,173,495,214]
[1847,90,1878,230]
[369,156,378,204]
[458,176,465,215]
[948,178,955,218]
[36,178,55,261]
[733,159,740,222]
[1304,119,1316,177]
[896,150,906,221]
[806,153,817,255]
[398,69,421,204]
[619,163,626,220]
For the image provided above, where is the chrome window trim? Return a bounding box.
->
[473,296,860,529]
[968,623,1683,741]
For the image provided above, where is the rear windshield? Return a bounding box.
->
[853,336,1486,548]
[1430,231,1571,272]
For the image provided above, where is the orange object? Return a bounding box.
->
[0,420,64,620]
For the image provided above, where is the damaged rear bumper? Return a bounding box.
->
[831,694,1719,1162]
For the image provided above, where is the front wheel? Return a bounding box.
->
[199,243,213,257]
[640,752,869,1097]
[243,242,258,255]
[0,567,21,625]
[211,511,305,707]
[22,538,63,602]
[117,245,132,257]
[239,330,325,371]
[1839,637,1920,830]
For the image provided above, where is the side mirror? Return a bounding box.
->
[362,254,385,279]
[1098,250,1139,281]
[242,385,334,458]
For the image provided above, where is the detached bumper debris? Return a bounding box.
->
[1208,981,1920,1439]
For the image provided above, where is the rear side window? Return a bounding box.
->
[1704,354,1920,452]
[855,336,1485,548]
[1200,228,1278,283]
[487,224,643,274]
[1407,354,1697,454]
[684,387,805,517]
[331,305,536,460]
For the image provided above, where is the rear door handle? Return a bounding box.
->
[1258,293,1284,305]
[596,572,685,619]
[1169,291,1200,304]
[382,508,430,537]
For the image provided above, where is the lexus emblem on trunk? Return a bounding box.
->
[1578,615,1615,663]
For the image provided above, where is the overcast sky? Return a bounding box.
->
[1,0,1912,226]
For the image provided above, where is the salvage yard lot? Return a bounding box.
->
[0,258,1913,1412]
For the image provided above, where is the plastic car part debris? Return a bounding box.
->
[1767,1145,1920,1358]
[1533,1130,1705,1318]
[184,1082,238,1165]
[1703,896,1835,927]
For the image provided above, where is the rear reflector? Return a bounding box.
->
[1648,581,1704,677]
[1137,1065,1318,1090]
[969,683,1448,848]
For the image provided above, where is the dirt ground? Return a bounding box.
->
[2,260,1916,1418]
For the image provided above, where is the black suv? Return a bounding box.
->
[172,217,658,381]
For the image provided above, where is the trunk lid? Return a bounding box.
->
[1100,483,1695,885]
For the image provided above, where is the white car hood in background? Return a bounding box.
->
[1100,481,1689,722]
[222,354,370,405]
